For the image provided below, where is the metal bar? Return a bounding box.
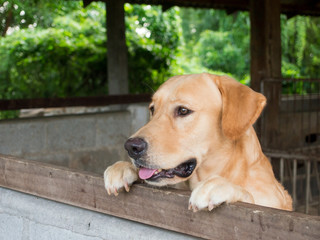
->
[313,161,320,215]
[314,161,320,194]
[306,160,311,214]
[286,159,292,179]
[0,94,152,111]
[293,159,297,211]
[280,158,284,185]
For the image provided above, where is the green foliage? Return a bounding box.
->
[0,110,19,120]
[282,15,320,79]
[0,2,182,104]
[195,30,248,79]
[0,2,107,100]
[125,4,182,93]
[0,0,81,36]
[180,9,250,81]
[281,15,320,94]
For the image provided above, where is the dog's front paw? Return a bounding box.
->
[188,176,253,212]
[104,161,138,196]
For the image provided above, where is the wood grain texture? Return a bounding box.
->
[0,154,319,239]
[250,0,283,149]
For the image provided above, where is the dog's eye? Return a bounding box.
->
[176,106,192,117]
[149,106,154,115]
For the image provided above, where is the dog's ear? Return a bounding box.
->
[212,75,266,140]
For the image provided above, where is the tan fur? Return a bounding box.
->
[104,73,292,211]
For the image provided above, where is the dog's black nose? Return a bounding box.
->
[124,138,148,159]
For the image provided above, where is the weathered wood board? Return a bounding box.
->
[0,154,319,239]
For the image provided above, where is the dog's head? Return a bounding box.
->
[125,73,266,186]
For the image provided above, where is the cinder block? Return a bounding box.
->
[127,103,149,133]
[46,116,96,151]
[0,120,46,155]
[0,214,24,239]
[95,111,131,148]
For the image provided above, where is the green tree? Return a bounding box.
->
[0,2,107,100]
[0,0,81,36]
[0,2,182,103]
[195,30,248,79]
[125,4,182,93]
[281,15,320,94]
[180,9,250,81]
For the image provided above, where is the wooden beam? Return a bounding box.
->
[0,154,319,239]
[250,0,282,92]
[0,94,151,111]
[107,0,129,94]
[264,150,320,162]
[127,0,249,11]
[82,0,320,16]
[250,0,282,149]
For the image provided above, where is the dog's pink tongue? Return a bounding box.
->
[139,168,157,180]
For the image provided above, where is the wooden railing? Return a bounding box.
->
[265,150,320,215]
[0,94,152,111]
[0,154,319,240]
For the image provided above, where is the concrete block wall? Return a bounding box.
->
[0,104,149,174]
[0,187,197,240]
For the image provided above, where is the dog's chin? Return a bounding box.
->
[135,158,197,186]
[145,176,187,187]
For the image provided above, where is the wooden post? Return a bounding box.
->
[106,0,128,95]
[250,0,282,148]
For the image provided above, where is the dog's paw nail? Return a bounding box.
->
[114,187,119,196]
[124,181,130,192]
[208,202,214,211]
[107,188,111,196]
[188,203,192,210]
[193,206,199,213]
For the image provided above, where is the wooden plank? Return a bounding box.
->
[0,154,319,239]
[0,94,151,110]
[265,151,320,162]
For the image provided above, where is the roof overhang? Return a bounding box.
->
[83,0,320,16]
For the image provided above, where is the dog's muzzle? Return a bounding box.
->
[137,158,197,181]
[124,137,197,181]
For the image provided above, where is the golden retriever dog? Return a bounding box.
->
[104,73,292,211]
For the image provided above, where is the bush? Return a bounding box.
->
[195,30,249,80]
[0,3,107,99]
[0,3,182,101]
[125,4,182,93]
